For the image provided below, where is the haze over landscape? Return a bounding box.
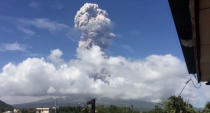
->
[0,0,210,108]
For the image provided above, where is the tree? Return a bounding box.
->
[202,102,210,113]
[150,96,197,113]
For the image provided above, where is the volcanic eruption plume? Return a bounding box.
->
[75,3,115,50]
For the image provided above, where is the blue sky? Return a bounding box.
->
[0,0,183,69]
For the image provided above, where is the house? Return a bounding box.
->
[36,108,50,113]
[3,111,13,113]
[13,108,20,113]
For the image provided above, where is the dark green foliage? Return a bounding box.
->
[3,96,210,113]
[58,106,87,113]
[21,108,36,113]
[149,96,197,113]
[96,105,109,113]
[106,105,139,113]
[202,102,210,113]
[149,104,164,113]
[165,96,196,113]
[56,105,139,113]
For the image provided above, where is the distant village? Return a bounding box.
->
[3,107,54,113]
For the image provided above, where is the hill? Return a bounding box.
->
[13,95,155,111]
[0,100,13,111]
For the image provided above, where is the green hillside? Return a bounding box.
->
[0,100,13,111]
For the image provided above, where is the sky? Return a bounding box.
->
[0,0,209,107]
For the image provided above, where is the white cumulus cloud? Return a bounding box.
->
[0,45,206,105]
[48,49,64,65]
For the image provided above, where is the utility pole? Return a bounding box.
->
[87,99,95,113]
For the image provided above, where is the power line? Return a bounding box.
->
[178,75,202,96]
[179,78,191,96]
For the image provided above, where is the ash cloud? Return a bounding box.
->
[75,3,115,49]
